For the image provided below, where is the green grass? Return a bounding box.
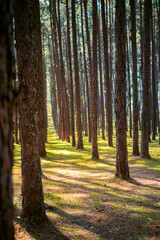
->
[13,111,160,240]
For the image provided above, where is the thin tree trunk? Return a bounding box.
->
[126,34,132,138]
[49,0,64,140]
[130,0,140,155]
[97,15,105,140]
[72,0,83,149]
[92,0,99,159]
[66,0,76,146]
[57,0,70,143]
[48,35,58,132]
[101,0,113,146]
[81,0,91,142]
[151,3,157,140]
[141,0,151,158]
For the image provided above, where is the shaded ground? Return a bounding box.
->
[13,120,160,240]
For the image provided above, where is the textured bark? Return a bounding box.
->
[101,0,113,147]
[57,0,70,143]
[72,0,83,149]
[151,3,157,140]
[83,0,93,141]
[83,0,93,87]
[97,15,105,140]
[81,0,91,142]
[49,0,63,140]
[141,0,151,158]
[52,0,66,141]
[15,0,46,220]
[130,0,140,155]
[48,36,58,132]
[158,0,160,144]
[92,0,99,159]
[66,0,76,146]
[115,0,130,179]
[109,0,113,117]
[0,0,14,238]
[139,0,143,131]
[126,35,132,138]
[33,0,46,156]
[42,53,48,143]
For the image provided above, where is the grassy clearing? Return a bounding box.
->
[13,114,160,240]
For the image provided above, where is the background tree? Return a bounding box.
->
[92,0,99,159]
[0,0,14,238]
[66,0,76,146]
[141,0,151,158]
[130,0,140,155]
[72,0,83,149]
[101,0,113,147]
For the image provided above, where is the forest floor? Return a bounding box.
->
[13,117,160,240]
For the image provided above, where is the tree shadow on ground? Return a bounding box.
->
[14,207,70,240]
[43,203,160,240]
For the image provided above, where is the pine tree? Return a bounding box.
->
[115,0,130,179]
[0,0,14,238]
[15,0,46,220]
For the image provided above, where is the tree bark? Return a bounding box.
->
[126,34,132,138]
[33,0,46,156]
[115,0,130,179]
[92,0,99,159]
[97,15,105,140]
[130,0,140,155]
[0,0,14,238]
[81,0,91,142]
[72,0,83,149]
[15,0,46,220]
[66,0,76,146]
[151,3,157,140]
[141,0,151,158]
[101,0,113,147]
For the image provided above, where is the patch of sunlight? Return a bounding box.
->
[59,223,101,240]
[102,201,156,213]
[61,193,89,202]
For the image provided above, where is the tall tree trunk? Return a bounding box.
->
[57,0,70,143]
[34,0,46,156]
[130,0,140,155]
[92,0,99,159]
[72,0,83,149]
[48,35,58,132]
[49,0,64,140]
[0,0,14,238]
[66,0,76,146]
[81,0,91,142]
[126,34,132,138]
[158,0,160,144]
[141,0,151,158]
[115,0,130,179]
[15,0,46,220]
[151,2,157,140]
[139,0,143,131]
[83,0,93,141]
[101,0,113,147]
[83,0,93,87]
[97,15,105,140]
